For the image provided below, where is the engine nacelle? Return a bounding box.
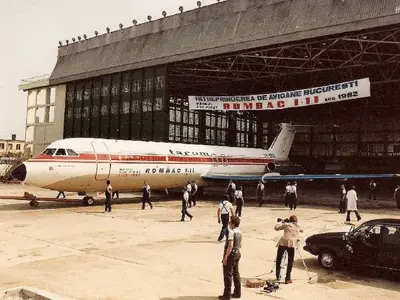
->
[266,161,305,175]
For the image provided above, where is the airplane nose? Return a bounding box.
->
[12,164,27,181]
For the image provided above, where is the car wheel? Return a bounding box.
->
[318,250,336,269]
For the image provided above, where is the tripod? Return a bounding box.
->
[269,248,288,282]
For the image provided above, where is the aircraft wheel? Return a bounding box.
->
[83,196,95,206]
[29,199,39,207]
[87,197,95,206]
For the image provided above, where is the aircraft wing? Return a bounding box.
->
[202,173,400,182]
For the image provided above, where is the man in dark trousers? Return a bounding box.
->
[368,180,377,200]
[256,181,264,207]
[226,180,236,204]
[217,195,235,242]
[56,191,66,199]
[105,180,112,213]
[142,181,153,209]
[180,186,193,221]
[339,184,347,214]
[289,182,298,210]
[394,185,400,209]
[191,181,198,207]
[219,216,242,300]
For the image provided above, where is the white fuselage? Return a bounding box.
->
[22,139,280,192]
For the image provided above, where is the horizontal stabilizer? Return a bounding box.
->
[202,173,400,182]
[261,173,400,182]
[202,174,263,181]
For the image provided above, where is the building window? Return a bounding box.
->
[28,91,36,107]
[0,143,4,150]
[169,98,200,144]
[49,87,56,104]
[8,144,13,150]
[36,89,46,105]
[236,117,249,147]
[16,144,21,151]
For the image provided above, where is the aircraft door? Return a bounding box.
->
[91,142,111,181]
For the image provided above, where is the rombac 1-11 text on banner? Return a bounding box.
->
[188,78,370,111]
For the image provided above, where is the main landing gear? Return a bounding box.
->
[29,199,39,207]
[82,196,95,206]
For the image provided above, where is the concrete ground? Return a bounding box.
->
[0,183,399,300]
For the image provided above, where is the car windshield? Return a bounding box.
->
[42,148,57,156]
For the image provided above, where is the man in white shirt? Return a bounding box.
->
[105,180,112,213]
[284,182,291,207]
[217,195,235,242]
[368,180,377,201]
[346,185,361,222]
[181,186,193,222]
[226,180,236,204]
[186,181,193,207]
[256,181,265,207]
[339,185,346,214]
[289,182,298,210]
[191,181,198,207]
[142,181,153,210]
[235,186,244,217]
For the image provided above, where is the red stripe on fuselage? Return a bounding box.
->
[31,153,275,165]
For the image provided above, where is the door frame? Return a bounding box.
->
[91,142,111,181]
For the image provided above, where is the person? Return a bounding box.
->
[346,185,361,222]
[105,180,112,213]
[339,185,346,214]
[234,186,244,217]
[180,186,193,222]
[112,190,119,199]
[284,182,291,207]
[56,191,66,199]
[217,195,235,242]
[186,181,193,207]
[274,215,303,284]
[226,180,236,204]
[393,185,400,209]
[289,182,298,210]
[256,181,264,207]
[142,181,153,210]
[191,181,198,207]
[219,216,242,300]
[368,180,377,201]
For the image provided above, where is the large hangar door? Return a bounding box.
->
[91,142,111,181]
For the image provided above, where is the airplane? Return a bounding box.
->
[11,123,399,206]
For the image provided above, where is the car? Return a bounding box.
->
[304,218,400,271]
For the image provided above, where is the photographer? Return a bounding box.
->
[274,215,303,284]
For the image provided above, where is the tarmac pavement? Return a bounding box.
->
[0,183,399,300]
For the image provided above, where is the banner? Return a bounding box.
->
[188,78,370,111]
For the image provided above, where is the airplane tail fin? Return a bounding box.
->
[268,123,297,159]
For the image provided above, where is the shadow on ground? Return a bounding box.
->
[293,257,400,292]
[160,297,217,300]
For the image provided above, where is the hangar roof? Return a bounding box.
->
[50,0,400,85]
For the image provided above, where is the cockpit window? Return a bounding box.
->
[55,148,67,156]
[67,149,79,156]
[42,148,57,156]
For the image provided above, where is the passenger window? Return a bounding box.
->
[67,149,79,156]
[42,148,57,156]
[55,149,67,156]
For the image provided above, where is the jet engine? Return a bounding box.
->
[265,161,305,175]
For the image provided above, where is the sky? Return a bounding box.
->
[0,0,209,140]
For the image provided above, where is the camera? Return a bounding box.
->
[277,218,290,223]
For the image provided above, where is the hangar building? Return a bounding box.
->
[19,0,400,173]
